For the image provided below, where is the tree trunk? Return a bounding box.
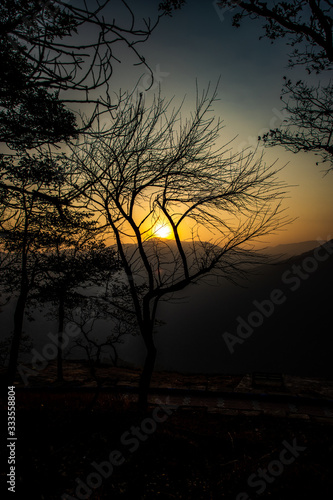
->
[138,330,157,412]
[57,295,65,382]
[6,213,30,386]
[7,287,28,385]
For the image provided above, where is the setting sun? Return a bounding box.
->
[153,223,172,239]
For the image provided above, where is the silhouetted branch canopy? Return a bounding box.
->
[67,87,291,317]
[0,0,162,149]
[215,0,333,73]
[260,79,333,172]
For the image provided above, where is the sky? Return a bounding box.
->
[101,0,333,247]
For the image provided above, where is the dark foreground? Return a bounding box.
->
[1,389,333,500]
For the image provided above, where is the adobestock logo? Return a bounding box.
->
[212,1,242,23]
[235,107,292,153]
[222,236,333,354]
[222,289,286,354]
[61,397,180,500]
[17,306,93,385]
[236,438,306,499]
[136,64,170,95]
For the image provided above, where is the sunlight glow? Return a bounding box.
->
[153,223,172,239]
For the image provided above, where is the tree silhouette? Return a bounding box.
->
[0,152,69,384]
[67,296,135,380]
[159,0,186,16]
[0,0,163,149]
[68,87,290,409]
[260,78,333,172]
[0,0,167,216]
[212,0,333,172]
[26,211,119,382]
[215,0,333,73]
[1,1,77,150]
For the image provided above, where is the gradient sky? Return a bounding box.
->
[103,0,333,247]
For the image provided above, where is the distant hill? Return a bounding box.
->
[1,238,332,378]
[154,239,333,377]
[119,237,324,262]
[258,240,323,259]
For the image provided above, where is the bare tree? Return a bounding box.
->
[68,297,134,379]
[67,87,290,409]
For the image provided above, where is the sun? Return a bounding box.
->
[153,223,172,239]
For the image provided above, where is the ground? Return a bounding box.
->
[1,362,333,499]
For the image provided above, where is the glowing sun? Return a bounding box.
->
[154,223,172,239]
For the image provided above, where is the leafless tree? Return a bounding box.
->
[68,298,134,379]
[67,86,291,409]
